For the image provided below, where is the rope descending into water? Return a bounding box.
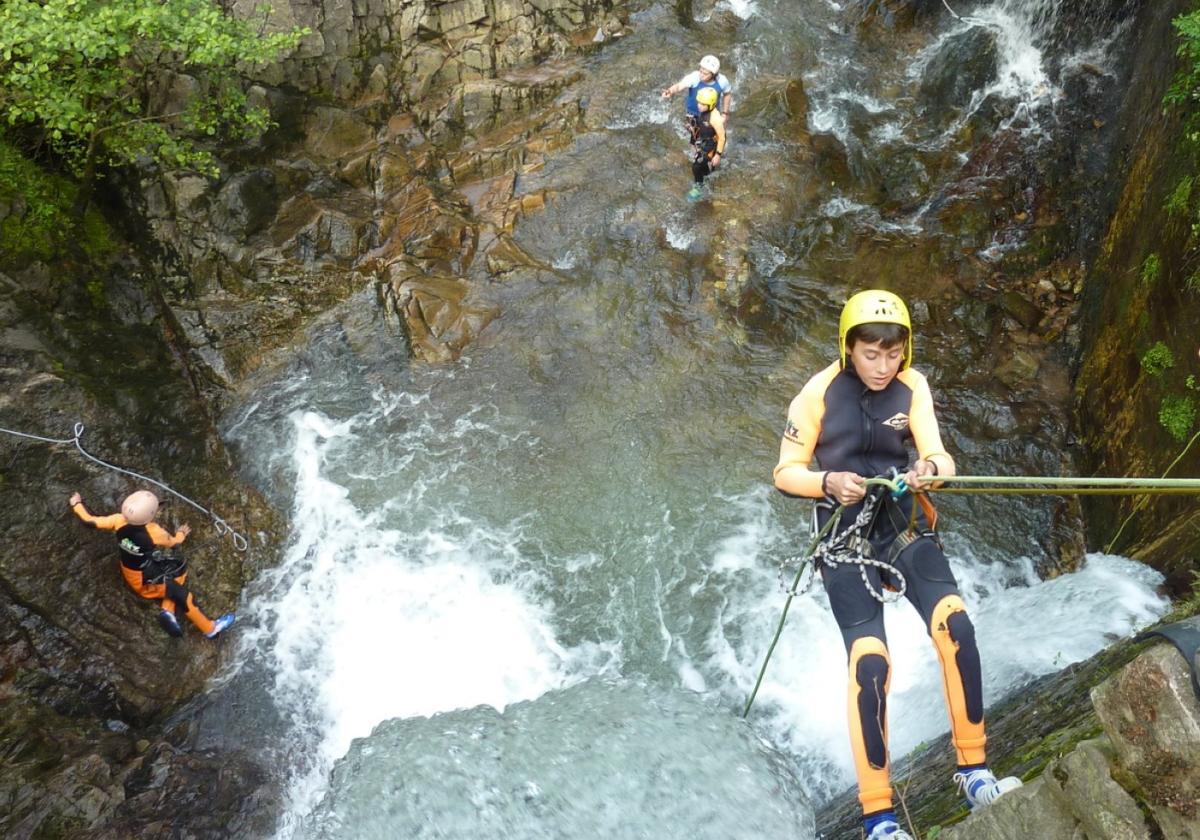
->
[744,477,906,718]
[0,421,249,552]
[941,0,965,21]
[742,472,1200,718]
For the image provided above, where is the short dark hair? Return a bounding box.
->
[846,322,909,352]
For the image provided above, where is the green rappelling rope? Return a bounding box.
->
[912,475,1200,495]
[741,472,1200,718]
[742,476,901,719]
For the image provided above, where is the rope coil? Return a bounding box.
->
[1,421,249,552]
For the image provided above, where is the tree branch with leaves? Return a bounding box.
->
[0,0,306,221]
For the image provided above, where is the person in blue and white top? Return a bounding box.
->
[661,54,733,121]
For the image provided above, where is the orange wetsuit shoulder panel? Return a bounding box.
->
[774,361,841,498]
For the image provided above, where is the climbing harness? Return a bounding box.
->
[140,549,189,585]
[746,475,915,718]
[0,421,249,552]
[744,470,1200,718]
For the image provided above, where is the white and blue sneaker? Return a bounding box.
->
[954,767,1023,809]
[205,613,236,639]
[864,812,913,840]
[687,185,703,201]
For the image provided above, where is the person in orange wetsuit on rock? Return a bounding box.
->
[773,290,1021,840]
[70,489,235,639]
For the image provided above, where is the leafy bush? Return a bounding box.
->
[0,1,305,220]
[1141,341,1175,376]
[0,138,113,260]
[1159,393,1197,441]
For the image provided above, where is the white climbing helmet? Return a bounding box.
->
[699,54,720,74]
[121,490,159,526]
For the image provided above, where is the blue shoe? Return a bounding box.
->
[954,767,1022,809]
[864,813,912,840]
[205,613,236,639]
[157,609,182,638]
[687,185,703,201]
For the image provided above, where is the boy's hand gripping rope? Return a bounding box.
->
[0,421,249,552]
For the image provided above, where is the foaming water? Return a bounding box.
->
[228,394,597,832]
[301,680,814,840]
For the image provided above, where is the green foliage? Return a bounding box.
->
[0,138,113,260]
[1141,252,1162,284]
[1167,9,1200,236]
[1188,374,1198,390]
[1140,341,1175,376]
[1159,393,1197,441]
[1166,175,1194,216]
[0,1,305,183]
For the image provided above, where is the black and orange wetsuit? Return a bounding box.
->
[688,109,725,185]
[774,360,986,817]
[71,503,216,635]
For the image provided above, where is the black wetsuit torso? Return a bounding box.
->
[691,111,718,158]
[115,523,156,571]
[814,366,926,541]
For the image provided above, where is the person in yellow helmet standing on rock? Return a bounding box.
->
[685,86,726,200]
[70,489,235,639]
[773,290,1021,840]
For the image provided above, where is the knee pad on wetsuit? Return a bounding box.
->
[848,636,894,814]
[848,637,891,770]
[930,595,984,726]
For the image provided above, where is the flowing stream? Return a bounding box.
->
[208,1,1167,837]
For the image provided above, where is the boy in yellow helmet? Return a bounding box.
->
[686,86,725,200]
[773,290,1021,840]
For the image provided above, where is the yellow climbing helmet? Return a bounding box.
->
[696,87,719,109]
[838,289,913,370]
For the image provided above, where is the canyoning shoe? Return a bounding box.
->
[954,767,1023,809]
[864,817,913,840]
[157,609,183,638]
[687,185,703,201]
[205,613,236,639]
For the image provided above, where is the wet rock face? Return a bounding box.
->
[144,1,618,387]
[845,0,943,31]
[818,633,1200,840]
[231,0,626,105]
[0,262,285,837]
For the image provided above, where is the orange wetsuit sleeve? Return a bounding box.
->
[899,368,955,481]
[773,362,839,498]
[714,114,726,154]
[145,521,186,548]
[72,503,126,531]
